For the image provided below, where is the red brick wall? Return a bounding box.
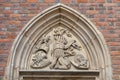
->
[0,0,120,80]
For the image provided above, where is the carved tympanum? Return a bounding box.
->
[30,27,89,70]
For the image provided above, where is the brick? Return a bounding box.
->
[111,51,120,55]
[28,14,36,18]
[112,56,120,60]
[99,18,105,22]
[55,0,60,3]
[38,0,43,2]
[106,38,115,42]
[105,10,114,14]
[10,14,20,18]
[0,50,8,54]
[88,0,93,2]
[100,30,109,34]
[110,46,120,51]
[0,39,12,42]
[94,0,105,2]
[5,7,11,10]
[27,0,37,2]
[95,14,106,18]
[113,75,119,79]
[44,0,54,2]
[2,3,13,7]
[12,4,20,10]
[13,10,19,14]
[8,34,16,39]
[0,67,4,71]
[107,0,112,2]
[0,54,8,58]
[108,42,120,46]
[104,34,119,38]
[112,60,120,65]
[87,10,98,14]
[9,21,20,25]
[0,71,4,76]
[113,0,120,2]
[115,30,120,33]
[87,15,94,18]
[0,58,6,64]
[2,10,12,14]
[0,63,6,67]
[99,10,104,14]
[104,3,116,7]
[89,6,94,10]
[96,22,108,26]
[0,0,5,2]
[20,3,29,7]
[113,65,120,69]
[11,0,21,2]
[61,0,70,3]
[77,0,88,3]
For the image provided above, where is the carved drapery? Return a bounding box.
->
[4,3,112,80]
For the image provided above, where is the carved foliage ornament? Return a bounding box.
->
[30,27,89,70]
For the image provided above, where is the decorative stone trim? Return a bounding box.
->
[19,70,99,80]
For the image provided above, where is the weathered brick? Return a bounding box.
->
[108,42,120,46]
[20,3,29,7]
[113,0,120,2]
[110,46,120,51]
[8,21,20,25]
[61,0,70,3]
[94,0,105,2]
[96,22,108,26]
[112,60,120,65]
[112,51,120,56]
[44,0,54,3]
[104,3,116,7]
[38,0,43,2]
[107,18,117,22]
[0,71,4,76]
[104,34,119,38]
[55,0,60,3]
[86,10,98,14]
[3,3,13,7]
[27,0,37,2]
[11,0,21,2]
[13,10,19,14]
[0,0,5,2]
[77,0,88,3]
[107,0,112,3]
[10,14,20,18]
[113,65,120,69]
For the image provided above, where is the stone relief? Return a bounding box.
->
[30,27,89,70]
[31,36,51,68]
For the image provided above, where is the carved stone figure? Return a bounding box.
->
[30,27,89,70]
[74,54,88,68]
[64,40,88,69]
[31,36,51,68]
[50,28,71,69]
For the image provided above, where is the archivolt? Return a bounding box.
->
[4,3,112,80]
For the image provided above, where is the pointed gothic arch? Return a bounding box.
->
[4,3,112,80]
